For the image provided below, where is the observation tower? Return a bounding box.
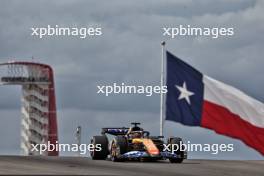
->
[0,61,58,156]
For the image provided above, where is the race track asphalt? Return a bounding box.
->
[0,156,263,175]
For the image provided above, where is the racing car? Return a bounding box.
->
[90,122,187,163]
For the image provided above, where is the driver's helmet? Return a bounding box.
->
[132,131,142,138]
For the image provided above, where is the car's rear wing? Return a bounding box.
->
[101,128,129,135]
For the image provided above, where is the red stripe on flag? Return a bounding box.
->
[201,100,264,155]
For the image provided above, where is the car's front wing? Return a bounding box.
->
[120,151,187,159]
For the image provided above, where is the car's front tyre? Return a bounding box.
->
[110,136,127,162]
[168,137,185,163]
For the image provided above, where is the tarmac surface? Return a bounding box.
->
[0,156,263,175]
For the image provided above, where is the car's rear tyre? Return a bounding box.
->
[90,135,109,160]
[168,137,184,163]
[110,136,127,162]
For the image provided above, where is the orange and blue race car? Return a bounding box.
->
[90,122,187,163]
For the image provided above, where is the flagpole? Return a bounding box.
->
[160,41,166,136]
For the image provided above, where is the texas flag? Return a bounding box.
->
[165,51,264,155]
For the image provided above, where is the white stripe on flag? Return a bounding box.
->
[203,75,264,128]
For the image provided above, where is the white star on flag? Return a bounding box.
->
[175,82,194,105]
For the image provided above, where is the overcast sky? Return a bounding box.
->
[0,0,263,159]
